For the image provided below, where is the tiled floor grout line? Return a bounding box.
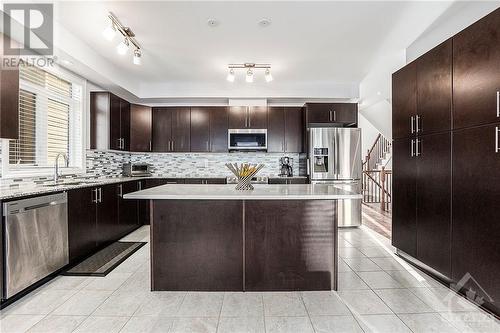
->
[215,293,224,333]
[298,292,317,333]
[261,293,267,333]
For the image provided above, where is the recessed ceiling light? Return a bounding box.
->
[207,19,219,27]
[258,18,271,27]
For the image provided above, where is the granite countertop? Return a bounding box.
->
[124,184,362,200]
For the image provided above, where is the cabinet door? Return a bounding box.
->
[392,62,417,139]
[184,178,203,184]
[96,184,119,245]
[289,178,308,184]
[267,107,285,152]
[284,107,304,152]
[68,187,96,262]
[229,106,247,128]
[453,9,500,129]
[248,106,268,129]
[90,92,110,150]
[152,108,172,152]
[137,180,149,225]
[452,123,500,307]
[0,33,19,139]
[268,178,287,184]
[171,107,191,152]
[109,94,122,150]
[190,107,210,152]
[119,181,139,235]
[210,107,228,152]
[120,99,131,151]
[391,138,417,257]
[305,104,331,123]
[416,132,451,277]
[130,104,152,152]
[331,103,357,124]
[416,39,452,135]
[206,178,226,184]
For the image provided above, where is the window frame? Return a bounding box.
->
[2,64,87,179]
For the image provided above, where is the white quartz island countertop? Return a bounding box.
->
[124,184,362,200]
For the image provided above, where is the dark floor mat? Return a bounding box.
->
[63,241,146,276]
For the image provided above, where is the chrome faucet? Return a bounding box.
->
[54,153,69,183]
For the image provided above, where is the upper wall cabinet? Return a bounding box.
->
[191,107,229,152]
[453,8,500,130]
[416,39,452,135]
[130,104,152,152]
[229,106,267,129]
[305,103,357,127]
[392,62,417,139]
[0,33,19,139]
[152,107,191,152]
[268,107,304,153]
[90,92,130,151]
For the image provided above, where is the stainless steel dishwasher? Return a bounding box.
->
[3,192,68,299]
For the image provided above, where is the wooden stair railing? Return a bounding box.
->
[362,133,392,212]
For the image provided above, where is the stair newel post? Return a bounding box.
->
[380,166,386,211]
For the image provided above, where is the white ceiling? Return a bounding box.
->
[50,1,464,102]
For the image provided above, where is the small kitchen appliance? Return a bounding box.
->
[279,156,293,177]
[122,163,152,177]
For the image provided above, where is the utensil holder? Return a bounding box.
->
[225,163,264,191]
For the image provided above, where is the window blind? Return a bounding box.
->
[8,65,83,170]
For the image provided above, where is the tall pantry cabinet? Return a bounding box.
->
[391,8,499,316]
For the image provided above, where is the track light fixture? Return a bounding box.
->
[103,12,142,65]
[226,63,273,83]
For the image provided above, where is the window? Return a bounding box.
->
[4,65,84,177]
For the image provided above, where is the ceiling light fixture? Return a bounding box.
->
[226,68,235,82]
[227,63,273,83]
[133,49,142,65]
[265,68,273,82]
[117,38,129,55]
[246,69,254,83]
[103,12,142,65]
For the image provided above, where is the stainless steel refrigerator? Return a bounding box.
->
[308,127,362,227]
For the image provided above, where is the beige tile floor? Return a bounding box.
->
[1,225,499,333]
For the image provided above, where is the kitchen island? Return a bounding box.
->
[124,184,361,292]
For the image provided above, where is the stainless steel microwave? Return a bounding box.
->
[228,129,267,151]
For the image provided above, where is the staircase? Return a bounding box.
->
[362,134,392,212]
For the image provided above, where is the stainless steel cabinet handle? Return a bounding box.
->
[206,141,209,151]
[306,159,310,175]
[416,115,421,133]
[149,141,152,151]
[410,139,414,157]
[92,189,97,203]
[496,126,499,153]
[99,188,103,203]
[333,110,336,121]
[497,91,499,118]
[329,110,332,122]
[171,141,174,151]
[118,184,123,197]
[138,182,142,190]
[415,139,421,157]
[410,116,415,134]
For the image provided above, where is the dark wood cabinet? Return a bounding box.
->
[95,184,119,246]
[452,123,500,314]
[392,62,417,139]
[415,132,451,277]
[305,103,357,126]
[146,178,185,188]
[267,107,285,152]
[171,107,191,152]
[269,178,308,185]
[130,104,152,152]
[268,107,304,153]
[229,106,267,129]
[90,92,130,151]
[453,8,500,130]
[152,107,190,152]
[137,180,149,225]
[118,181,140,236]
[190,107,210,152]
[391,138,417,257]
[245,200,337,291]
[184,178,226,184]
[0,33,19,139]
[210,107,228,152]
[68,187,97,262]
[285,107,304,152]
[416,39,452,135]
[152,108,172,152]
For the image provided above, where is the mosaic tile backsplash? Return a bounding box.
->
[92,150,303,178]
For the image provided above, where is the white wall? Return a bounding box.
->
[406,2,499,62]
[358,113,381,160]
